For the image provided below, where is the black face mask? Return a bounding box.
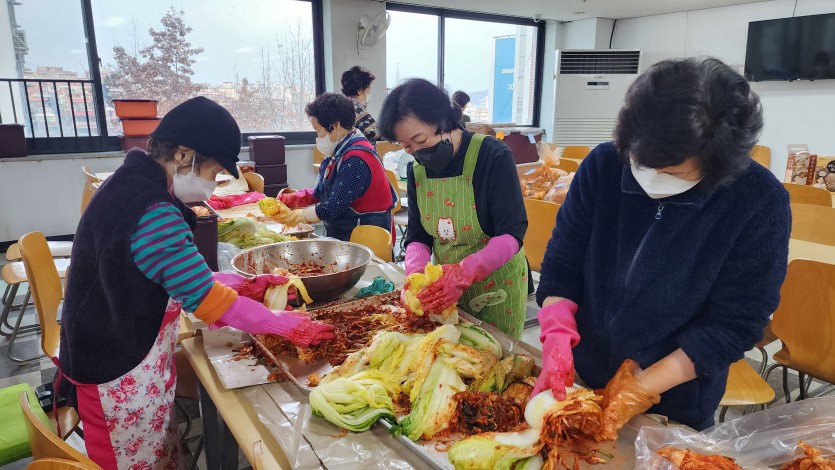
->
[413,137,454,172]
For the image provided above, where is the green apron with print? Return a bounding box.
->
[414,134,528,338]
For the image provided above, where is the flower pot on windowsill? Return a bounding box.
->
[120,117,161,136]
[0,124,26,158]
[112,99,158,119]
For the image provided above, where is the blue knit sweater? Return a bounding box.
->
[536,142,791,430]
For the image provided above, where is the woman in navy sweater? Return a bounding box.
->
[534,58,791,433]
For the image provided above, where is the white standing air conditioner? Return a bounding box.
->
[553,50,641,147]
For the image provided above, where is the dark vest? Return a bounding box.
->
[59,149,196,392]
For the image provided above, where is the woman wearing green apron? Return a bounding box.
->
[379,79,529,338]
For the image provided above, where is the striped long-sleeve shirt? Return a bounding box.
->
[129,202,214,312]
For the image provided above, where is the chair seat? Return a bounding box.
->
[756,322,778,349]
[720,359,775,407]
[5,242,73,262]
[2,259,70,285]
[0,384,52,465]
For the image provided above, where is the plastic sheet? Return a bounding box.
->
[245,381,426,470]
[635,396,835,469]
[217,242,242,272]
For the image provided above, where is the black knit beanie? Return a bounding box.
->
[151,96,242,178]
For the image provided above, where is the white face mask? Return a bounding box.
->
[630,160,702,199]
[315,129,341,156]
[172,158,217,203]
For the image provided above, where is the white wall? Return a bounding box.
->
[538,20,561,140]
[610,0,835,175]
[323,0,387,119]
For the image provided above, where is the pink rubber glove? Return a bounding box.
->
[212,272,290,303]
[404,242,432,276]
[278,188,318,209]
[213,295,335,347]
[531,299,580,400]
[417,234,519,313]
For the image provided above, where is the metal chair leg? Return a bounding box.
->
[718,406,728,423]
[7,292,44,364]
[188,436,204,470]
[798,372,809,400]
[782,366,792,403]
[757,346,770,376]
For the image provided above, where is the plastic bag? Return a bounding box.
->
[519,143,568,200]
[543,174,575,204]
[217,242,242,272]
[635,396,835,469]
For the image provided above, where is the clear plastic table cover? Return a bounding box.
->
[635,395,835,469]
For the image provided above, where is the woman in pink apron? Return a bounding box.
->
[57,97,334,469]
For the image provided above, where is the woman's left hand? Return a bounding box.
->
[416,263,475,313]
[598,359,661,441]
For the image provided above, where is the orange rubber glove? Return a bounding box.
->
[598,359,661,441]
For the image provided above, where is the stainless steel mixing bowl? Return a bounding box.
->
[231,240,373,303]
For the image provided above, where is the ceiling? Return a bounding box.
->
[384,0,776,22]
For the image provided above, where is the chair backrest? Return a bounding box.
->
[384,170,402,213]
[350,225,392,262]
[313,146,325,164]
[770,259,835,383]
[18,232,62,358]
[81,166,100,184]
[783,183,832,207]
[554,159,579,173]
[19,393,97,465]
[750,144,771,168]
[522,198,560,272]
[562,146,592,160]
[790,203,835,246]
[243,172,265,194]
[26,458,100,470]
[375,141,403,158]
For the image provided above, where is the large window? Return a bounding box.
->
[386,5,544,127]
[445,19,538,125]
[385,10,439,89]
[91,0,317,134]
[7,0,96,138]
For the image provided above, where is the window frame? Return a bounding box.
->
[19,0,325,154]
[386,3,546,128]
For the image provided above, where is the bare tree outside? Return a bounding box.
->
[103,8,316,135]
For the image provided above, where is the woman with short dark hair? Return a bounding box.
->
[534,58,790,434]
[279,92,395,241]
[379,78,529,338]
[451,90,471,125]
[341,65,380,142]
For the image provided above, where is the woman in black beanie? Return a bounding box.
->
[57,96,334,469]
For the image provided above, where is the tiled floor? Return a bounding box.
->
[1,247,831,469]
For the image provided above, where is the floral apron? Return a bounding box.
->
[414,133,528,338]
[54,299,182,470]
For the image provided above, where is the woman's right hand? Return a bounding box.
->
[530,299,580,400]
[213,295,335,347]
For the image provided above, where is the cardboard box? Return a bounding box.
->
[784,144,816,185]
[248,135,285,164]
[186,202,219,271]
[812,156,835,192]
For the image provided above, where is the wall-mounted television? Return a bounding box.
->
[745,13,835,82]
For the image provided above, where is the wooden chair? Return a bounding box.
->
[766,259,835,402]
[26,458,100,470]
[81,166,100,184]
[1,257,71,364]
[243,172,265,194]
[19,393,97,467]
[790,203,835,245]
[18,232,82,440]
[562,146,592,160]
[750,144,770,168]
[350,225,393,262]
[375,141,403,159]
[313,146,325,164]
[718,358,775,422]
[251,441,265,470]
[384,170,402,214]
[554,159,579,173]
[783,183,832,207]
[522,198,560,272]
